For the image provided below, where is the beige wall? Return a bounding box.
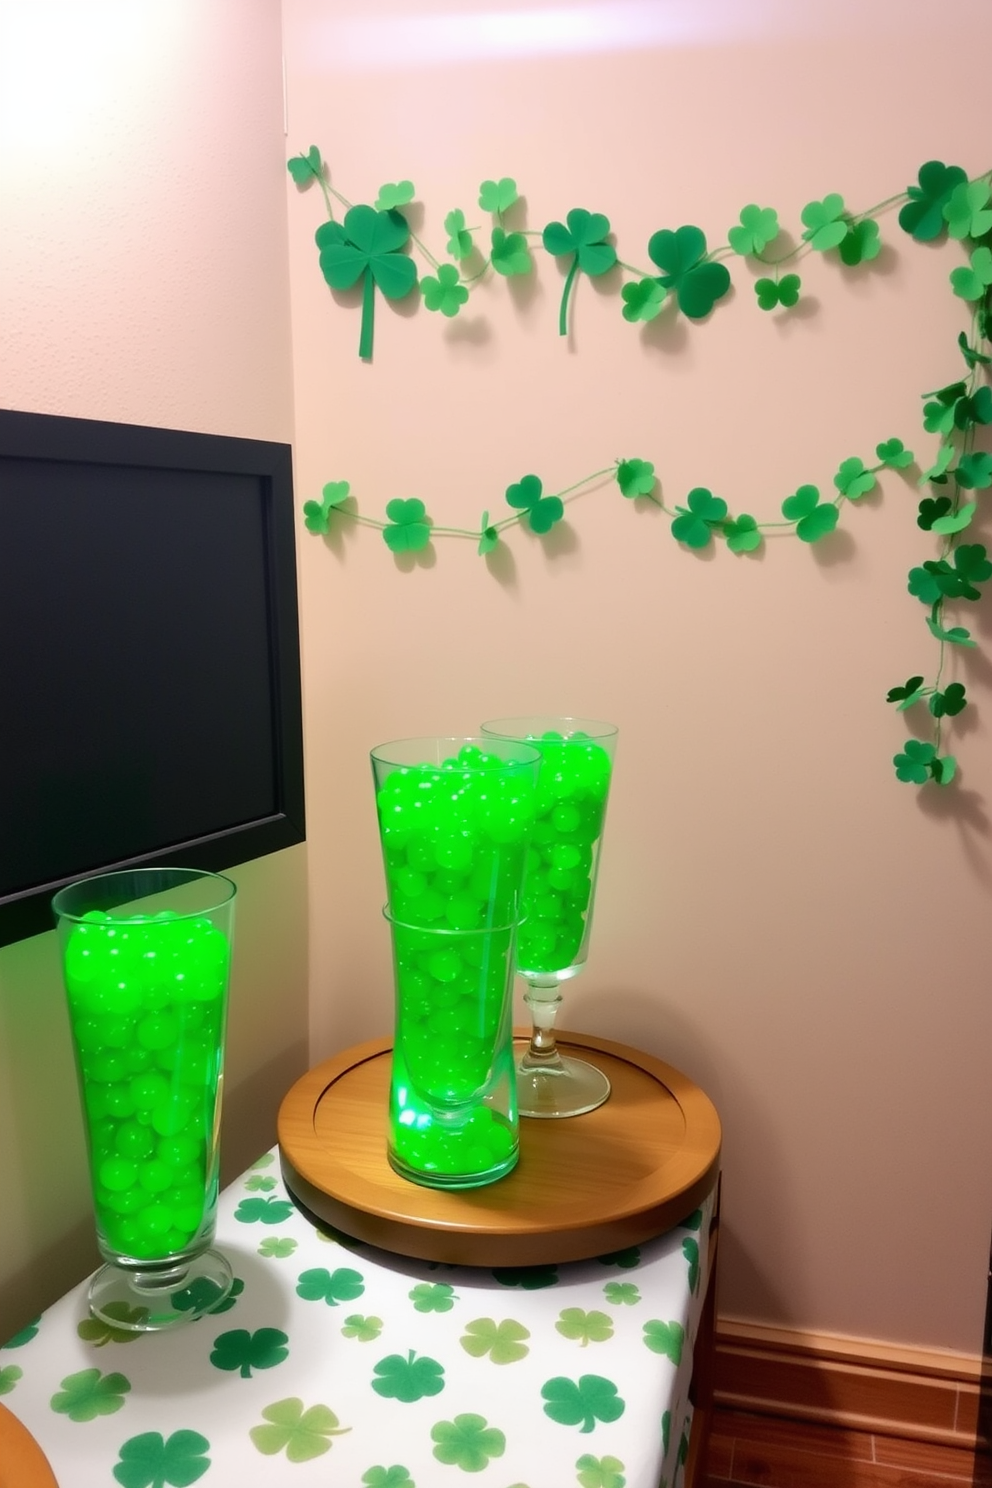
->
[0,0,308,1341]
[283,0,992,1354]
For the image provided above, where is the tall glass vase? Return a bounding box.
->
[481,717,618,1119]
[371,737,540,1188]
[53,867,236,1331]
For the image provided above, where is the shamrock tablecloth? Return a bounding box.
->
[1,1149,715,1488]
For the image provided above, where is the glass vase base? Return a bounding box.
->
[516,1055,611,1118]
[88,1247,234,1332]
[388,1147,518,1191]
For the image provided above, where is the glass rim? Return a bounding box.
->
[52,866,237,924]
[480,715,619,742]
[383,905,521,935]
[370,735,542,770]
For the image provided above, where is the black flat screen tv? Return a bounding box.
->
[0,408,306,946]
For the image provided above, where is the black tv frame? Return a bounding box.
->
[0,408,306,946]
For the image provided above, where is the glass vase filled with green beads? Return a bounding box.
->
[53,867,236,1331]
[480,717,618,1119]
[371,737,541,1188]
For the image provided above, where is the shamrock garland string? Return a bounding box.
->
[290,151,992,790]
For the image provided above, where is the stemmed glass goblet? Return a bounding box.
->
[480,717,617,1118]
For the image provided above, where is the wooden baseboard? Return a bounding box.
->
[713,1318,985,1450]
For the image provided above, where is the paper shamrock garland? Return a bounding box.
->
[290,151,992,791]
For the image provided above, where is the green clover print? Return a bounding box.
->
[297,1266,366,1306]
[620,277,667,323]
[899,160,968,241]
[541,1374,626,1433]
[50,1368,130,1422]
[490,226,532,276]
[287,145,322,188]
[316,204,418,359]
[244,1174,277,1192]
[648,225,730,319]
[602,1282,640,1307]
[780,485,839,544]
[209,1327,289,1378]
[3,1317,39,1347]
[944,179,992,240]
[77,1303,149,1345]
[371,1350,445,1402]
[0,1365,22,1395]
[431,1413,506,1472]
[383,497,432,552]
[460,1317,530,1364]
[642,1320,684,1363]
[363,1468,416,1488]
[576,1454,627,1488]
[671,487,728,549]
[421,264,468,317]
[250,1398,351,1462]
[234,1196,295,1225]
[342,1314,384,1342]
[172,1275,242,1316]
[615,458,655,497]
[754,274,801,311]
[542,208,618,335]
[556,1309,614,1347]
[728,204,779,256]
[445,209,474,260]
[683,1238,700,1293]
[258,1237,298,1259]
[800,194,848,251]
[505,474,564,535]
[410,1282,456,1313]
[113,1430,210,1488]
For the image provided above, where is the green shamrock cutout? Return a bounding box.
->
[620,277,667,323]
[722,514,762,553]
[3,1318,39,1347]
[209,1327,289,1378]
[909,544,992,603]
[927,616,976,649]
[931,683,968,718]
[383,497,431,552]
[342,1315,383,1342]
[431,1413,506,1472]
[0,1365,22,1395]
[886,676,925,710]
[113,1430,210,1488]
[899,160,968,241]
[375,181,415,211]
[615,458,655,497]
[728,204,779,255]
[576,1454,627,1488]
[460,1317,530,1364]
[492,1263,559,1289]
[541,1375,625,1433]
[77,1303,149,1345]
[959,330,991,368]
[556,1309,614,1347]
[258,1237,298,1259]
[671,487,728,549]
[931,501,977,536]
[920,442,955,484]
[250,1398,351,1462]
[297,1266,365,1306]
[445,209,474,260]
[602,1282,640,1306]
[490,226,532,276]
[478,510,499,556]
[682,1238,700,1293]
[834,457,877,499]
[244,1174,277,1192]
[478,177,518,214]
[505,474,564,535]
[372,1351,445,1402]
[800,194,848,251]
[542,209,617,335]
[596,1247,640,1269]
[50,1367,130,1422]
[648,225,730,319]
[876,438,914,469]
[839,219,881,266]
[363,1468,415,1488]
[956,452,992,489]
[950,245,992,301]
[287,146,322,187]
[893,739,940,783]
[754,274,800,310]
[917,496,952,530]
[642,1319,684,1363]
[943,179,992,240]
[780,485,838,543]
[234,1196,295,1225]
[316,205,418,359]
[421,264,468,317]
[410,1282,456,1313]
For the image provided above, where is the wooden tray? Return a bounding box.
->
[278,1031,721,1266]
[0,1403,58,1488]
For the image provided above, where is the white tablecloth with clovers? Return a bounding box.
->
[1,1148,715,1488]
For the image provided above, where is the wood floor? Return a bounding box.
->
[703,1407,990,1487]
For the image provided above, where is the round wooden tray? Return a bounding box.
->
[278,1031,721,1266]
[0,1403,58,1488]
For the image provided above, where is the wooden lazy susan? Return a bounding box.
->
[278,1030,721,1266]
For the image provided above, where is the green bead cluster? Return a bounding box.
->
[63,911,229,1261]
[514,732,613,978]
[375,743,536,1184]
